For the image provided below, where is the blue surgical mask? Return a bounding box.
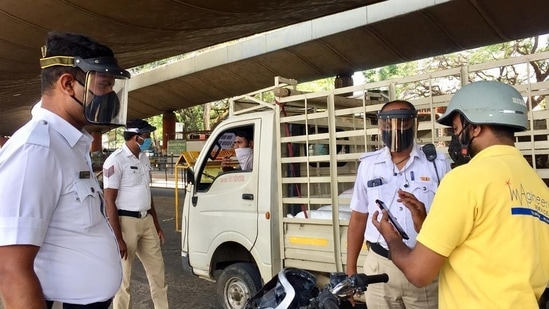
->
[139,137,152,152]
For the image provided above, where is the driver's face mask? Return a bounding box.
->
[377,109,418,152]
[235,147,253,169]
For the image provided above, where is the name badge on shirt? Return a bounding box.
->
[367,178,383,187]
[130,166,138,170]
[79,171,91,179]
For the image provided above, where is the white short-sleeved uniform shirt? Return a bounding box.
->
[350,144,451,249]
[102,144,152,211]
[0,106,122,304]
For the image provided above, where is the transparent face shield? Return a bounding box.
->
[82,71,129,125]
[39,54,131,126]
[377,109,418,152]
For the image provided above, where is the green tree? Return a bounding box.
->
[362,36,549,109]
[299,76,336,92]
[103,127,125,150]
[176,105,204,132]
[208,99,230,130]
[173,99,230,134]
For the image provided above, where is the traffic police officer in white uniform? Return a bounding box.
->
[346,100,451,308]
[0,32,129,308]
[103,119,168,309]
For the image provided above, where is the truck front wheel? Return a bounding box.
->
[217,263,262,309]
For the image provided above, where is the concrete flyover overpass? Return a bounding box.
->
[1,0,549,138]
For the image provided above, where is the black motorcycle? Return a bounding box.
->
[245,268,388,309]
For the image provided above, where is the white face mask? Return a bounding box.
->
[235,147,253,171]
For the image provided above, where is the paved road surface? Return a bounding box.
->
[128,187,218,308]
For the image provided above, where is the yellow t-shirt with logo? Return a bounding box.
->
[417,145,549,309]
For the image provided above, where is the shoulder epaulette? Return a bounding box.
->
[359,148,384,161]
[25,120,50,147]
[108,148,125,159]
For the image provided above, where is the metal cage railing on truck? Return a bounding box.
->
[272,50,549,273]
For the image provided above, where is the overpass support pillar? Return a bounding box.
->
[162,111,176,155]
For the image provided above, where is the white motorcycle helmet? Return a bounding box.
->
[438,80,528,131]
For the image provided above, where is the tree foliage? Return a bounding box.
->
[177,105,205,132]
[298,76,336,92]
[361,36,549,109]
[175,99,230,133]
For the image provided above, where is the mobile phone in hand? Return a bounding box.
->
[375,199,410,240]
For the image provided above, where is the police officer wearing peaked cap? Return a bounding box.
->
[0,31,130,309]
[103,119,169,309]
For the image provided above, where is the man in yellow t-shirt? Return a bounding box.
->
[371,80,549,309]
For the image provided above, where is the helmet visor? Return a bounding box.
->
[82,71,129,126]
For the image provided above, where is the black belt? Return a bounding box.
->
[367,241,390,259]
[118,209,147,218]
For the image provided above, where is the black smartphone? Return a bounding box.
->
[375,199,410,240]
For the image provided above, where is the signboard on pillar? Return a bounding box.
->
[167,139,186,155]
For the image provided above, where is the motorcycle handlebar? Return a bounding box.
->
[353,273,389,288]
[244,270,389,309]
[330,272,389,300]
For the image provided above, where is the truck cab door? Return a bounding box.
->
[187,122,260,273]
